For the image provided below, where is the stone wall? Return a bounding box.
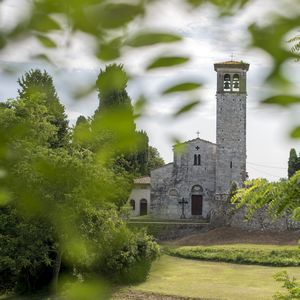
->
[210,200,300,231]
[128,222,209,241]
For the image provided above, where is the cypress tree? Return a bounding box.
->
[17,69,68,148]
[288,148,298,178]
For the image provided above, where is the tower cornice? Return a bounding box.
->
[214,61,249,71]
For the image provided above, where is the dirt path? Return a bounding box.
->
[113,290,210,300]
[163,226,300,246]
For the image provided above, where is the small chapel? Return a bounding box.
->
[129,60,250,219]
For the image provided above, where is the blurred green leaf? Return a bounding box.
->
[0,33,6,49]
[36,35,57,48]
[163,82,202,94]
[174,100,200,116]
[97,38,122,61]
[186,0,249,15]
[92,3,144,29]
[147,56,189,70]
[290,126,300,138]
[262,95,300,106]
[134,95,147,115]
[127,32,181,47]
[60,279,111,300]
[173,140,187,155]
[0,189,11,206]
[72,83,96,100]
[30,14,61,32]
[31,54,52,63]
[249,16,300,85]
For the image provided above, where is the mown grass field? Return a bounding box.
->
[132,254,300,300]
[165,244,300,267]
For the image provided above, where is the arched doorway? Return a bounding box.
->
[140,199,147,216]
[191,185,203,216]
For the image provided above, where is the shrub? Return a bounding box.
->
[166,246,300,267]
[273,271,300,299]
[76,208,160,284]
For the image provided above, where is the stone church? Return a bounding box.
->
[129,60,250,219]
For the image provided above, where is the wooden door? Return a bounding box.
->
[140,199,147,216]
[191,195,203,215]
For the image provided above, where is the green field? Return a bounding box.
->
[166,244,300,267]
[132,254,300,300]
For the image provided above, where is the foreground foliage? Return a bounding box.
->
[273,271,300,300]
[0,68,159,296]
[166,245,300,267]
[232,173,300,222]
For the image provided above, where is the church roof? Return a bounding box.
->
[214,60,249,71]
[134,176,151,185]
[173,137,216,148]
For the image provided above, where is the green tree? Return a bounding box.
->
[147,146,165,174]
[288,148,299,178]
[227,181,238,203]
[0,75,159,294]
[17,69,69,148]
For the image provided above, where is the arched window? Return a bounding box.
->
[140,199,147,216]
[130,199,135,210]
[223,74,231,91]
[232,74,240,92]
[168,188,179,197]
[191,185,204,193]
[194,154,201,165]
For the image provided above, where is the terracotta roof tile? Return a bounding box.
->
[134,176,151,184]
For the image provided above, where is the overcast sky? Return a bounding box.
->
[0,0,300,181]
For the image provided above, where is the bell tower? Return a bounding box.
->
[214,61,250,200]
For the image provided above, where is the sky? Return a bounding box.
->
[0,0,300,181]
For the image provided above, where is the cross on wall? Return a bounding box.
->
[178,197,188,219]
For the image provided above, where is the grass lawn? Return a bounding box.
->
[165,244,300,267]
[132,254,300,300]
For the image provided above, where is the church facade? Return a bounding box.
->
[129,61,250,219]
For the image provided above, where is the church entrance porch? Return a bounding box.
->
[191,195,203,215]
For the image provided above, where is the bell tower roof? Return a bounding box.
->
[214,61,249,71]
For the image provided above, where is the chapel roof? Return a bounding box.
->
[133,176,151,185]
[173,137,216,148]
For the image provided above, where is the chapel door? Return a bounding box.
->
[191,195,203,215]
[140,199,148,216]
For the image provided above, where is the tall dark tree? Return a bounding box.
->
[288,148,299,178]
[17,69,69,148]
[93,64,148,176]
